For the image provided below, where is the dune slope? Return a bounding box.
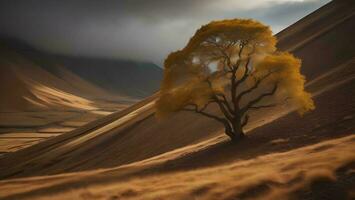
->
[0,43,137,154]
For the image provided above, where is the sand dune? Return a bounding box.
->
[0,41,146,153]
[0,36,163,153]
[0,43,135,111]
[0,0,354,199]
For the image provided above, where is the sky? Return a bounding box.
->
[0,0,330,65]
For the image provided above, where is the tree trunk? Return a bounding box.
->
[224,122,235,140]
[223,120,245,142]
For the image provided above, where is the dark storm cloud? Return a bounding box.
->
[0,0,330,64]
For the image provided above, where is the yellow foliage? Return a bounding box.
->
[156,18,314,118]
[255,52,315,114]
[161,19,275,90]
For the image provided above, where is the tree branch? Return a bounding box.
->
[230,42,248,112]
[249,103,277,110]
[215,93,234,115]
[205,39,236,72]
[233,42,247,72]
[182,103,226,124]
[235,70,276,103]
[241,82,279,115]
[234,44,256,89]
[205,78,234,121]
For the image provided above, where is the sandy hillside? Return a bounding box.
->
[0,0,354,199]
[0,41,158,154]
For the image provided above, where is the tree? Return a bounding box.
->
[156,19,315,141]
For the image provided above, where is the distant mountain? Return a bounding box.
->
[46,56,163,98]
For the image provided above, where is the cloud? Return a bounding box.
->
[0,0,330,64]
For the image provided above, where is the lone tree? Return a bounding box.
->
[156,19,314,141]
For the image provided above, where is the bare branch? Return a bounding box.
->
[249,103,277,110]
[232,41,247,72]
[205,78,234,120]
[238,42,245,58]
[230,43,246,111]
[230,41,251,112]
[215,93,234,114]
[235,70,276,103]
[235,56,251,86]
[190,100,214,112]
[248,95,290,111]
[241,82,279,114]
[182,103,226,124]
[205,39,234,71]
[226,41,237,50]
[222,57,231,73]
[205,39,236,52]
[234,43,256,88]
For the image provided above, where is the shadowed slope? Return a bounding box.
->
[277,0,355,80]
[50,56,163,98]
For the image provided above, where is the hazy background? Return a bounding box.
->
[0,0,330,65]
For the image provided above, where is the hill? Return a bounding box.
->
[0,0,354,199]
[0,39,162,154]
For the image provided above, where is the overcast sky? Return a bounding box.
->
[0,0,330,65]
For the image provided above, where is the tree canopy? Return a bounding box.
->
[156,19,315,141]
